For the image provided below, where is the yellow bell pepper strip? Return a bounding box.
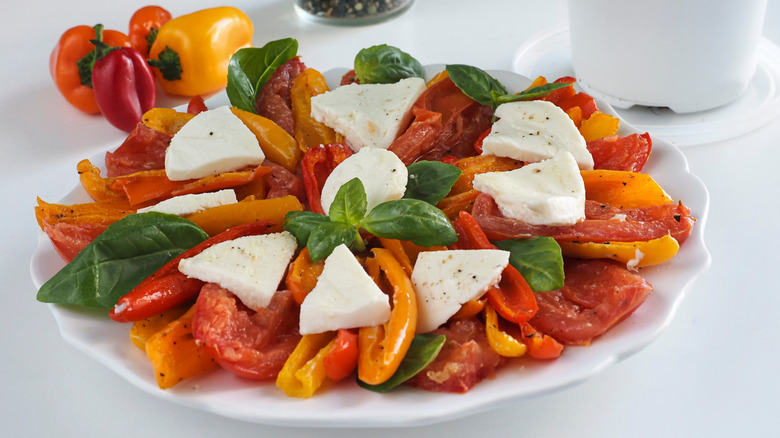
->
[185,195,303,237]
[77,159,127,203]
[141,107,194,134]
[582,169,673,209]
[426,69,449,86]
[579,111,620,141]
[148,7,253,96]
[276,332,336,398]
[566,106,583,128]
[358,248,418,386]
[558,234,680,268]
[484,303,527,357]
[291,68,342,152]
[285,247,326,305]
[129,304,189,350]
[230,107,302,173]
[144,304,220,389]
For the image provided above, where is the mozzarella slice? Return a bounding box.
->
[473,151,586,226]
[136,189,237,216]
[320,147,408,216]
[310,77,427,151]
[412,249,510,333]
[165,105,265,181]
[481,100,594,170]
[177,231,297,310]
[299,244,391,335]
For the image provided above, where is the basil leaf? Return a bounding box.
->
[493,82,572,105]
[36,213,208,309]
[493,237,564,292]
[283,210,330,247]
[307,222,357,262]
[358,333,446,393]
[328,178,367,226]
[446,64,508,107]
[226,38,298,113]
[404,161,462,205]
[361,199,458,247]
[354,44,424,84]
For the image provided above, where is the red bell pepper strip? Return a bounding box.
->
[187,95,208,115]
[451,210,538,324]
[300,143,353,214]
[323,328,359,382]
[109,220,275,322]
[520,322,563,359]
[92,46,157,132]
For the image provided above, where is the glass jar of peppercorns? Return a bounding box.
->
[294,0,414,25]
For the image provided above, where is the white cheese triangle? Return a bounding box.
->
[310,77,427,151]
[136,189,237,216]
[481,100,594,170]
[320,147,408,216]
[299,244,391,335]
[473,151,586,226]
[177,231,297,310]
[412,249,510,333]
[165,105,265,181]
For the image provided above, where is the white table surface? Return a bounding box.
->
[3,0,779,436]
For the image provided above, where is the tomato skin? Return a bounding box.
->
[587,132,653,172]
[187,95,208,115]
[129,6,172,58]
[105,123,172,177]
[254,57,306,136]
[50,25,131,114]
[530,258,652,346]
[192,284,301,380]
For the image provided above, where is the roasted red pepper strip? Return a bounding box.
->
[300,143,353,214]
[323,328,359,382]
[109,221,275,322]
[520,322,563,359]
[187,95,208,115]
[451,210,538,324]
[92,47,157,132]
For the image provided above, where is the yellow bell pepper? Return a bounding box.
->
[141,107,194,134]
[579,111,620,141]
[148,7,253,96]
[291,68,342,152]
[230,107,302,173]
[276,332,336,398]
[559,234,680,268]
[484,303,527,357]
[582,169,673,209]
[184,195,303,236]
[358,248,418,386]
[129,304,190,350]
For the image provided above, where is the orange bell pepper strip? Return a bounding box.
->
[451,298,486,321]
[520,322,563,359]
[144,304,220,389]
[323,328,359,382]
[378,238,414,275]
[358,248,418,386]
[111,164,271,205]
[437,189,480,220]
[559,234,680,268]
[231,107,303,173]
[276,331,335,398]
[129,303,189,350]
[185,195,303,237]
[451,210,538,324]
[77,159,128,203]
[484,303,527,357]
[291,68,342,152]
[582,169,673,209]
[449,155,524,196]
[285,247,326,305]
[35,197,134,232]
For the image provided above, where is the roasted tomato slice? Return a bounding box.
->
[587,132,653,172]
[192,284,301,380]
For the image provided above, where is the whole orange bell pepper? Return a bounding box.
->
[358,248,417,386]
[128,5,172,58]
[50,24,131,114]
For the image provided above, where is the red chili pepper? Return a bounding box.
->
[109,221,275,322]
[451,210,538,324]
[92,46,157,132]
[300,143,353,214]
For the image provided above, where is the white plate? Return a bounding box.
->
[512,25,780,147]
[29,67,711,428]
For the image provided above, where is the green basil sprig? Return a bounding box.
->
[227,37,298,113]
[445,64,571,111]
[403,160,462,205]
[37,213,209,309]
[284,178,458,262]
[493,237,564,292]
[358,333,446,393]
[354,44,424,84]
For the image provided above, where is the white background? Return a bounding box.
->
[2,0,779,436]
